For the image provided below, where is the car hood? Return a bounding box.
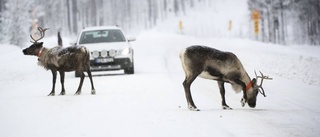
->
[79,42,130,51]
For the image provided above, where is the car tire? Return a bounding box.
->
[125,56,134,74]
[75,72,80,77]
[124,65,134,74]
[125,51,134,74]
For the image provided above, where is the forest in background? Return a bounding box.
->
[248,0,320,45]
[0,0,319,47]
[0,0,200,47]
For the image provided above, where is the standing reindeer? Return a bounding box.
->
[23,27,96,96]
[179,45,272,111]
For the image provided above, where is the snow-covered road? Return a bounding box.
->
[0,31,319,137]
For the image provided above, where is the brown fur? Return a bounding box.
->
[180,45,259,111]
[23,42,96,96]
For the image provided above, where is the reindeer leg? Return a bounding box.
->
[183,75,200,111]
[87,70,95,95]
[217,81,232,110]
[75,71,85,95]
[234,79,247,107]
[59,71,66,95]
[48,70,57,96]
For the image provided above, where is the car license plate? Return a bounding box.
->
[96,58,114,63]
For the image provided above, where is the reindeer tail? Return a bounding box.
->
[58,31,63,46]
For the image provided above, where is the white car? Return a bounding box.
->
[75,26,135,75]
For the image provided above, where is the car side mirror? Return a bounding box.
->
[127,37,136,42]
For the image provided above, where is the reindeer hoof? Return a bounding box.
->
[241,98,246,107]
[188,106,200,111]
[222,105,232,110]
[59,92,66,96]
[91,89,96,95]
[48,92,55,96]
[74,91,81,95]
[189,108,200,111]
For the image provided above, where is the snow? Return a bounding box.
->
[1,0,320,136]
[0,30,320,137]
[156,0,249,38]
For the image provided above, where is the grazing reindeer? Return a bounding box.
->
[23,27,96,96]
[179,45,272,111]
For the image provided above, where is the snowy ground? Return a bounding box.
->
[0,30,320,137]
[1,0,320,136]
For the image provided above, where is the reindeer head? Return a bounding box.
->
[23,27,49,56]
[246,71,273,108]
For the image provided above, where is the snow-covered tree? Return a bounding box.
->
[0,0,209,47]
[0,0,33,47]
[248,0,320,45]
[290,0,320,45]
[248,0,287,44]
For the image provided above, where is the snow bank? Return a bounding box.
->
[137,30,320,87]
[156,0,249,38]
[151,0,320,86]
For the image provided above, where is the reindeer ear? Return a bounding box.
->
[252,78,257,85]
[36,42,44,47]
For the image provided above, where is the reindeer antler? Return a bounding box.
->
[30,27,49,43]
[254,71,273,97]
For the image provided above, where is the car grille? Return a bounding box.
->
[91,50,117,58]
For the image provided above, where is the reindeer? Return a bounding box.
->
[23,27,96,96]
[179,45,272,111]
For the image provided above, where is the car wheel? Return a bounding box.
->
[124,65,134,74]
[75,71,85,77]
[75,72,80,77]
[125,51,134,74]
[125,57,134,74]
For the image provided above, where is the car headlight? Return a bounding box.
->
[109,49,116,57]
[121,48,130,55]
[100,50,108,57]
[92,51,100,58]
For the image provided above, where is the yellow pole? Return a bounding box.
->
[179,20,183,34]
[228,20,232,31]
[254,19,259,35]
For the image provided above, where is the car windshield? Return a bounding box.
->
[79,29,126,44]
